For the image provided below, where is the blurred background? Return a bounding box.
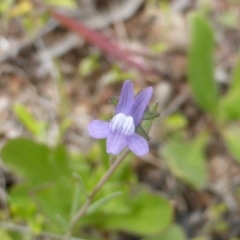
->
[0,0,240,240]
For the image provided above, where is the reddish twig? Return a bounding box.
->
[50,10,158,76]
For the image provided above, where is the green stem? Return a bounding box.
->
[65,149,130,240]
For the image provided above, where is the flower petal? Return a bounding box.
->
[88,120,109,139]
[128,133,149,156]
[107,133,128,155]
[130,87,153,126]
[115,80,134,115]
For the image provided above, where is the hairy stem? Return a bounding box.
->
[65,149,130,239]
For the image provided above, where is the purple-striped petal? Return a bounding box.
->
[128,133,149,156]
[107,133,128,155]
[115,80,134,115]
[129,87,153,126]
[88,120,109,139]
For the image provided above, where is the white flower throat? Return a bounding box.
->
[110,113,135,136]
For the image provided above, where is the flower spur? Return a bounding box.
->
[88,80,153,156]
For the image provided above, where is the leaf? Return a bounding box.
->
[222,125,240,163]
[78,54,100,77]
[143,110,159,120]
[141,102,159,134]
[69,173,85,219]
[109,96,119,107]
[227,53,240,90]
[99,139,110,169]
[162,134,208,189]
[13,104,46,138]
[0,230,14,240]
[188,13,218,115]
[143,224,186,240]
[33,178,74,225]
[219,54,240,121]
[163,114,188,130]
[1,138,74,227]
[136,125,150,141]
[101,190,173,235]
[87,191,122,214]
[1,138,71,185]
[107,66,136,83]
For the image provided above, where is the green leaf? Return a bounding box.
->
[227,53,240,90]
[13,104,46,138]
[69,173,85,219]
[143,110,159,120]
[136,125,150,141]
[218,11,238,28]
[141,102,159,134]
[109,96,118,107]
[87,191,122,214]
[1,138,74,227]
[219,54,240,121]
[164,114,188,130]
[107,66,136,83]
[222,125,240,163]
[188,13,218,115]
[78,54,100,77]
[0,230,14,240]
[99,139,110,169]
[143,224,186,240]
[1,138,71,185]
[162,134,208,189]
[102,190,173,235]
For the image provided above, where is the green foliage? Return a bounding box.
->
[1,138,71,185]
[142,102,159,134]
[188,13,218,115]
[107,66,136,83]
[222,125,240,163]
[1,138,173,236]
[150,42,168,54]
[13,104,47,140]
[1,138,73,231]
[143,105,160,120]
[143,224,186,240]
[163,114,188,131]
[0,230,12,240]
[218,10,239,29]
[136,125,150,141]
[87,191,122,214]
[207,203,229,235]
[78,54,100,78]
[98,139,110,169]
[0,0,13,14]
[162,134,208,189]
[43,0,77,8]
[102,190,173,235]
[219,55,240,121]
[187,12,240,168]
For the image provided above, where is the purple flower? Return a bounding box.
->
[88,80,153,156]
